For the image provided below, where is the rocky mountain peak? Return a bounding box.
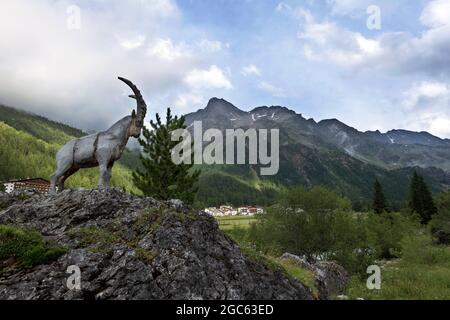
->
[205,98,246,115]
[251,105,296,114]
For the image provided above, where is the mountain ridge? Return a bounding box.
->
[185,98,450,207]
[185,98,450,170]
[189,98,449,147]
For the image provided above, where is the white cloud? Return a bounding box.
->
[298,17,382,67]
[405,113,450,138]
[327,0,373,16]
[146,0,180,18]
[429,116,450,137]
[258,81,285,97]
[284,4,450,138]
[420,0,450,28]
[184,65,233,90]
[293,2,450,77]
[276,2,292,13]
[403,81,450,110]
[119,35,146,50]
[241,65,261,77]
[402,81,450,138]
[174,92,205,109]
[327,0,410,17]
[276,2,314,23]
[0,0,221,129]
[197,39,225,52]
[147,38,191,61]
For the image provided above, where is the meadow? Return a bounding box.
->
[218,187,450,300]
[215,215,257,231]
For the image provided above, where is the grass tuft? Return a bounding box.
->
[0,225,67,270]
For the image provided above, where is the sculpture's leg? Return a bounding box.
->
[106,163,113,188]
[57,168,78,193]
[50,163,71,195]
[49,174,59,195]
[98,163,110,191]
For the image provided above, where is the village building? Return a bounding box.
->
[220,205,238,216]
[237,206,264,216]
[2,178,51,195]
[204,207,223,216]
[205,205,264,217]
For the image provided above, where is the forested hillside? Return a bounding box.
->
[0,105,84,144]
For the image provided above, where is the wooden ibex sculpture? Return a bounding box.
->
[49,77,147,194]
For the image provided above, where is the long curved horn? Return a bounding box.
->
[118,77,147,122]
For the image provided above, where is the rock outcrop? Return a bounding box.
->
[281,253,348,300]
[0,189,313,300]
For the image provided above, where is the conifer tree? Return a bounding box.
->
[373,178,388,214]
[409,171,422,214]
[408,171,437,224]
[133,108,200,204]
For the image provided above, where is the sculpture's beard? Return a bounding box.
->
[132,128,142,138]
[129,122,142,138]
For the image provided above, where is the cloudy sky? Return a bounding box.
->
[1,0,450,138]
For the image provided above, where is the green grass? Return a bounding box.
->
[135,248,158,264]
[222,225,318,297]
[0,225,67,269]
[67,226,120,253]
[272,257,318,298]
[216,215,258,230]
[347,234,450,300]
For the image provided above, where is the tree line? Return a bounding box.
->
[373,171,437,224]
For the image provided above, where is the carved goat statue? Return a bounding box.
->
[49,77,147,195]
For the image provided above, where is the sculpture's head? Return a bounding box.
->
[129,110,143,138]
[118,77,147,138]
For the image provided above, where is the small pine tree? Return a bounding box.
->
[373,178,388,214]
[408,171,437,224]
[418,175,437,224]
[409,171,422,214]
[133,108,200,204]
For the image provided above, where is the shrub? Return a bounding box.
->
[248,187,418,276]
[430,191,450,244]
[249,207,374,274]
[0,225,67,268]
[366,212,418,259]
[278,186,351,212]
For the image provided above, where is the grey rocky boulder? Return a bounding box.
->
[281,253,348,299]
[0,189,313,300]
[0,190,40,211]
